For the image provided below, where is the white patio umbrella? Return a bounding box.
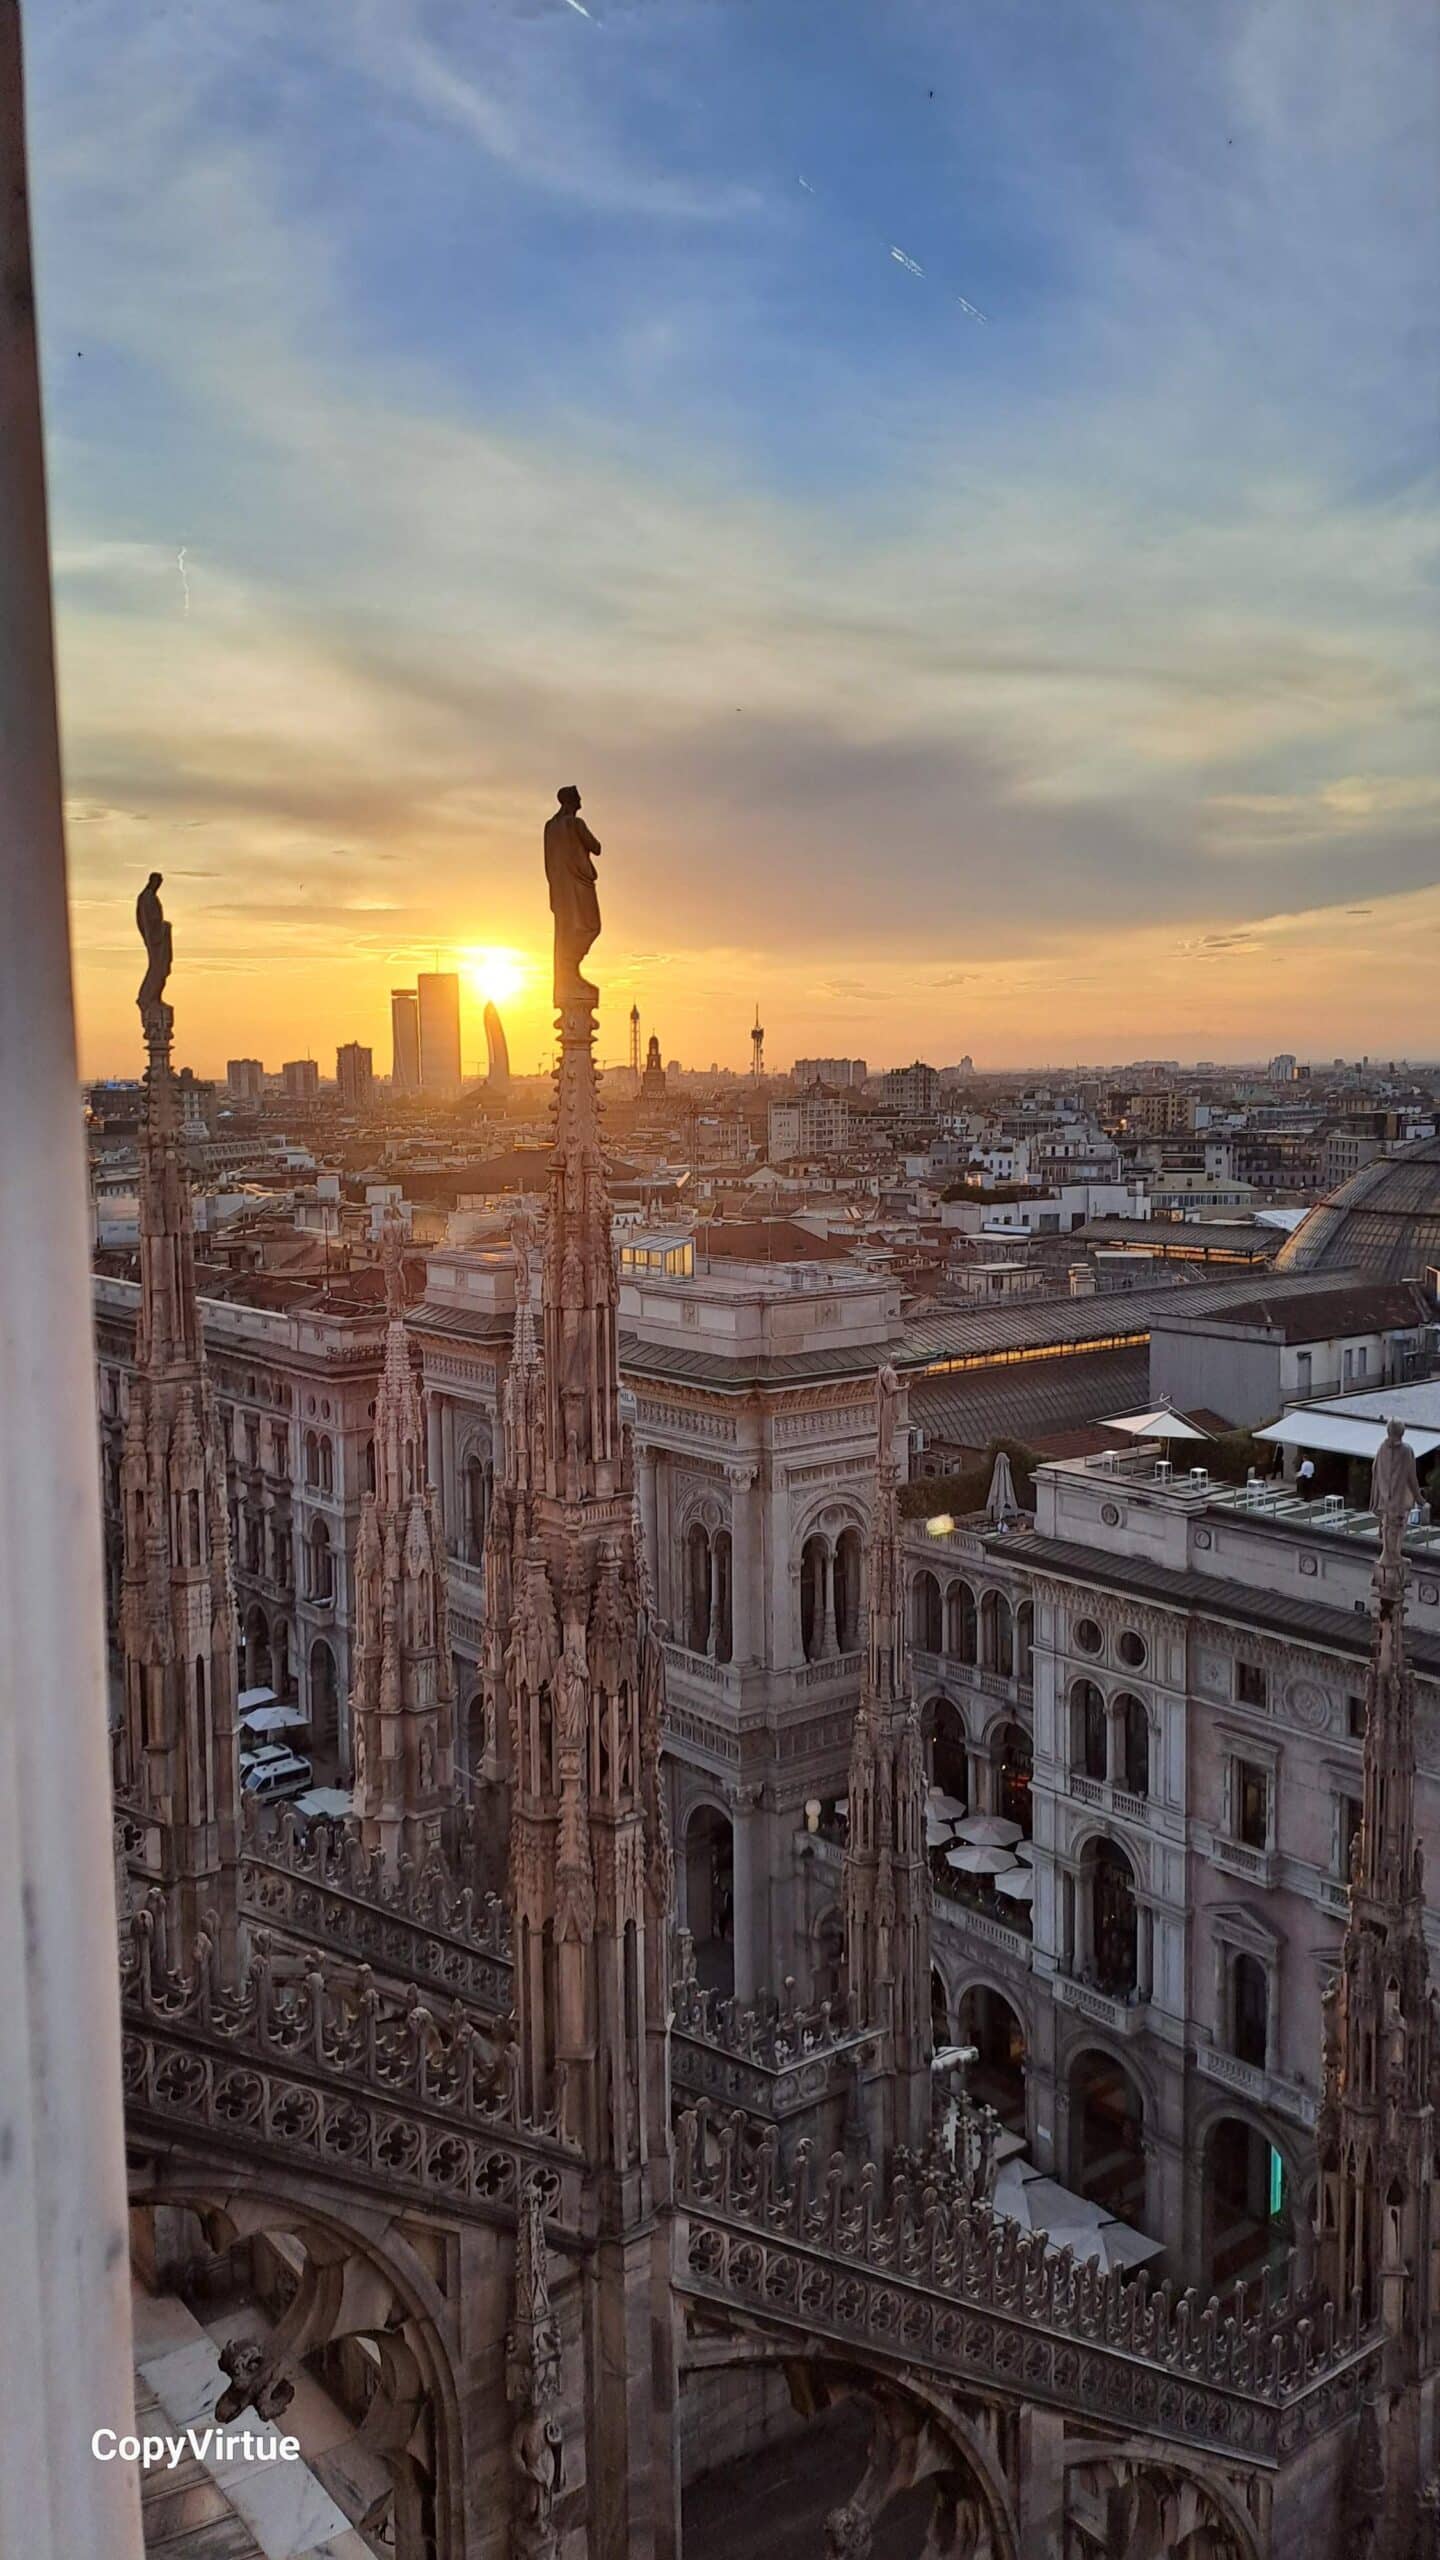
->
[953,1812,1024,1848]
[1101,1403,1212,1444]
[927,1787,968,1822]
[1015,1840,1035,1864]
[294,1787,351,1819]
[945,1844,1017,1876]
[994,1867,1035,1902]
[925,1812,961,1849]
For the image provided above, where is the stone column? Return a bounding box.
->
[728,1783,764,2002]
[818,1544,837,1659]
[425,1391,443,1507]
[0,15,143,2549]
[638,1446,659,1612]
[726,1464,758,1664]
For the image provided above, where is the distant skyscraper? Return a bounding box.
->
[750,1002,765,1079]
[417,971,461,1097]
[281,1058,319,1103]
[390,988,420,1092]
[336,1041,374,1108]
[629,1003,642,1092]
[225,1057,264,1102]
[483,1002,511,1094]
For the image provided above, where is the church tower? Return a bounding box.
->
[499,800,677,2552]
[348,1206,454,1870]
[118,881,240,1960]
[1317,1424,1439,2530]
[842,1363,932,2153]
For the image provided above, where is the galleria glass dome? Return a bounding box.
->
[1275,1134,1440,1282]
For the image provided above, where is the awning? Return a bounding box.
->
[239,1703,307,1734]
[1254,1412,1440,1462]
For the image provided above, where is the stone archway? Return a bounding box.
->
[1063,2443,1263,2560]
[957,1982,1027,2135]
[126,2169,465,2560]
[1070,2046,1146,2224]
[685,1803,735,1995]
[1202,2115,1294,2290]
[679,2340,1021,2560]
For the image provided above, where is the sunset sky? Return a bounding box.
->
[26,0,1440,1080]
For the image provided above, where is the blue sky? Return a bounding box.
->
[25,0,1440,1073]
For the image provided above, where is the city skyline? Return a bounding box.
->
[28,0,1440,1073]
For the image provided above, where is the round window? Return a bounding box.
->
[1118,1629,1147,1669]
[1074,1617,1103,1655]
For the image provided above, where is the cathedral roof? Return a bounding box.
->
[1274,1134,1440,1283]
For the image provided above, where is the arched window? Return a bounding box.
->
[994,1721,1033,1835]
[1072,1679,1107,1782]
[958,1985,1027,2133]
[1232,1953,1269,2068]
[800,1535,828,1663]
[981,1589,1013,1676]
[833,1527,863,1653]
[464,1453,490,1566]
[308,1637,339,1749]
[684,1806,735,1996]
[1015,1600,1034,1684]
[1088,1839,1138,1997]
[925,1697,968,1803]
[1071,2050,1145,2223]
[912,1570,942,1654]
[687,1523,712,1655]
[318,1436,334,1496]
[813,1907,845,2009]
[1207,2118,1289,2287]
[1118,1693,1150,1796]
[303,1430,319,1489]
[245,1606,272,1690]
[308,1516,333,1605]
[945,1580,977,1664]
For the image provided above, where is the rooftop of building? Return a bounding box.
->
[1147,1276,1435,1344]
[1275,1131,1440,1282]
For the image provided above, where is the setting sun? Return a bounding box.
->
[461,946,529,1011]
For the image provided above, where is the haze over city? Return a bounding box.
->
[24,0,1440,1078]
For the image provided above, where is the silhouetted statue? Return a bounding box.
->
[135,871,173,1020]
[1371,1416,1423,1577]
[543,787,602,1006]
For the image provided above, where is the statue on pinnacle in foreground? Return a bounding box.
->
[543,786,602,1006]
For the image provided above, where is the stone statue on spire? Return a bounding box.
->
[543,787,602,1007]
[379,1200,407,1321]
[136,870,173,1027]
[1371,1416,1422,1577]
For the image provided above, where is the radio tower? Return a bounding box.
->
[629,1003,641,1093]
[750,1002,765,1081]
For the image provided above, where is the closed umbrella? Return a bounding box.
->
[985,1450,1020,1525]
[953,1813,1024,1848]
[994,1867,1035,1902]
[945,1844,1016,1876]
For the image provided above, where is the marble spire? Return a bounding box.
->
[1318,1420,1437,2390]
[842,1362,932,2152]
[496,796,678,2556]
[348,1204,454,1870]
[118,878,240,1960]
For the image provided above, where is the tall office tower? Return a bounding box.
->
[281,1057,319,1103]
[417,970,461,1097]
[335,1041,374,1108]
[390,986,420,1091]
[225,1056,264,1101]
